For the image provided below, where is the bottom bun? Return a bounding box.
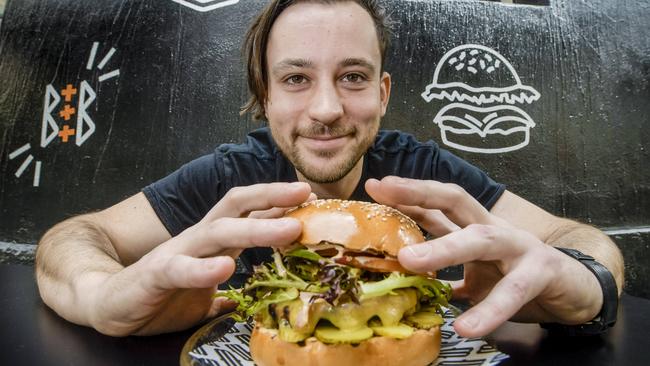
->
[440,127,530,154]
[250,326,441,366]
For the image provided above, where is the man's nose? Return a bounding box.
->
[308,82,344,125]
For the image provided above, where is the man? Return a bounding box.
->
[36,0,623,339]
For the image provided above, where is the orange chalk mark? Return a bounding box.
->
[61,84,77,102]
[59,105,76,120]
[58,125,76,143]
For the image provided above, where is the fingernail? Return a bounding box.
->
[459,313,480,329]
[404,244,431,258]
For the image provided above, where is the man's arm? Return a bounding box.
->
[35,183,311,336]
[35,192,172,330]
[490,190,624,293]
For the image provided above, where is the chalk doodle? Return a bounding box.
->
[9,42,120,187]
[421,44,540,154]
[171,0,240,12]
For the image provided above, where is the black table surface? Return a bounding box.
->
[1,263,649,366]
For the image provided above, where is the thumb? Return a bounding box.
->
[152,255,236,290]
[205,297,239,319]
[448,279,471,301]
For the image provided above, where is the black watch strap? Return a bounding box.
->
[540,247,618,336]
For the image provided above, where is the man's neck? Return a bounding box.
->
[296,158,364,200]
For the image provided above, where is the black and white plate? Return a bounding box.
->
[181,309,508,366]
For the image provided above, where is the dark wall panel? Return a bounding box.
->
[0,0,648,294]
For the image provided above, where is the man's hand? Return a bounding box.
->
[39,182,312,336]
[365,176,605,338]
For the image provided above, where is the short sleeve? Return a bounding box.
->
[433,149,505,210]
[365,131,505,210]
[142,153,223,236]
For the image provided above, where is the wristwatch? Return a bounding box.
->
[540,247,619,336]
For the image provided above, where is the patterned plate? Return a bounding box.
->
[180,309,509,366]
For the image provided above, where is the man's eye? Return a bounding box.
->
[342,73,365,83]
[285,75,306,85]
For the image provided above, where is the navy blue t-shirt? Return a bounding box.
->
[142,127,505,278]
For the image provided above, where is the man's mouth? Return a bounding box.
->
[298,134,349,152]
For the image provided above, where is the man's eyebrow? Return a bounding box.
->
[271,58,313,75]
[340,58,376,74]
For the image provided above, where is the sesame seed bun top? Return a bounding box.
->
[284,199,425,257]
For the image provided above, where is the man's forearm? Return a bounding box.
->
[35,214,124,327]
[545,219,625,294]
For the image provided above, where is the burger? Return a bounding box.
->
[421,44,540,154]
[219,199,452,366]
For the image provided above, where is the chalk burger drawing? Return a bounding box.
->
[421,44,541,154]
[171,0,240,12]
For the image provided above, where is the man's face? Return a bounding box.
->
[265,2,390,183]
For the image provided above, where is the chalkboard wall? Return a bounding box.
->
[1,0,649,296]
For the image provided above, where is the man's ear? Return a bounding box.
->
[379,71,391,116]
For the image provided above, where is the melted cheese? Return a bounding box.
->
[278,289,418,335]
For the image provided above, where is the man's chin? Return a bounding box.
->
[295,165,350,184]
[281,136,370,184]
[293,154,357,184]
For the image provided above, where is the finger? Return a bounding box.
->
[248,193,319,219]
[366,177,498,228]
[445,279,478,308]
[205,296,238,319]
[366,178,458,237]
[453,266,545,338]
[365,178,394,207]
[150,255,236,291]
[248,207,291,219]
[204,182,312,221]
[392,204,460,238]
[448,263,501,302]
[398,224,528,273]
[176,217,302,257]
[446,279,468,299]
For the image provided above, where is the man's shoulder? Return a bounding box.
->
[372,129,439,154]
[210,127,294,183]
[215,127,278,160]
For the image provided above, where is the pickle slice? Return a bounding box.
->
[370,323,414,339]
[314,325,373,344]
[405,311,444,329]
[278,319,309,343]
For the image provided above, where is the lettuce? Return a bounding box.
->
[359,272,452,307]
[216,248,452,322]
[219,287,299,322]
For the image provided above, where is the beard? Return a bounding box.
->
[272,122,378,184]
